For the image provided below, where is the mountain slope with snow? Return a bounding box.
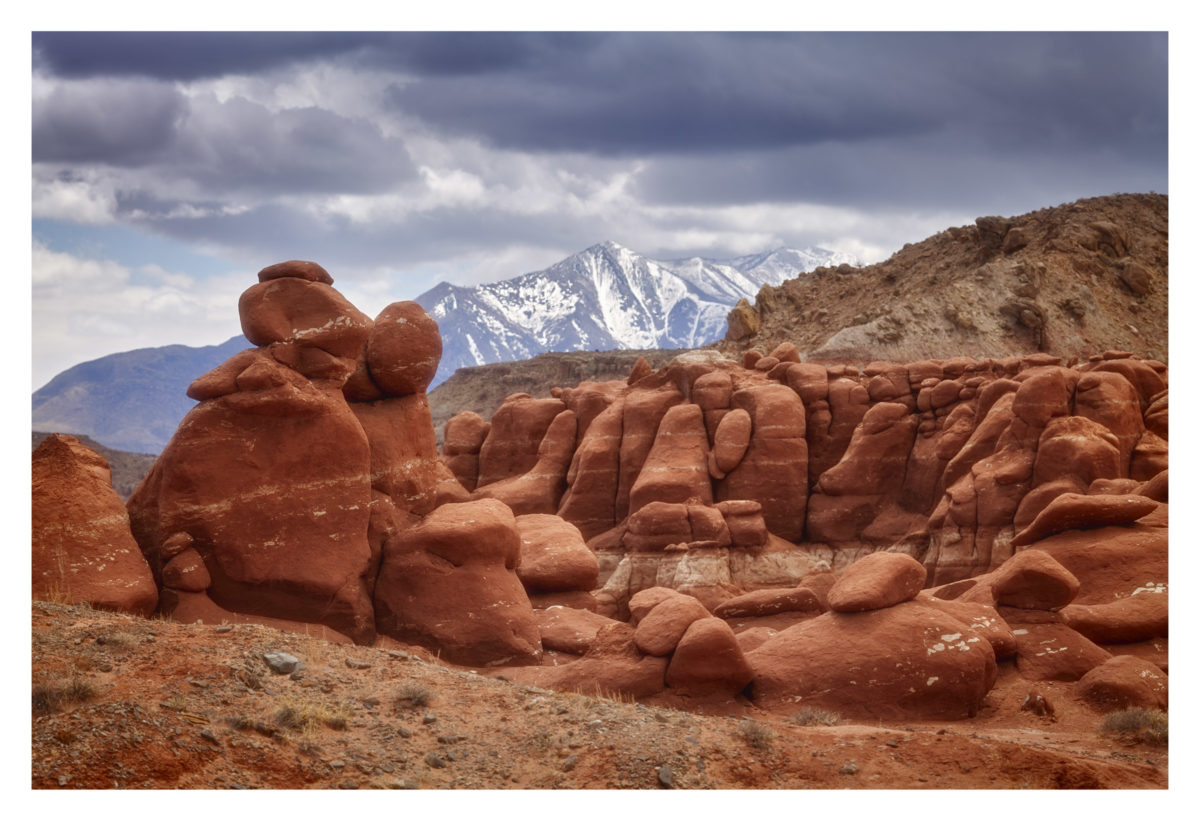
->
[417,241,857,386]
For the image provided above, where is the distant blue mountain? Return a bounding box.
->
[32,336,249,454]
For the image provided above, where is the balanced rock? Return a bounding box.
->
[991,549,1080,610]
[257,259,334,285]
[628,587,680,623]
[1061,591,1168,644]
[515,514,599,593]
[366,301,442,396]
[713,587,823,618]
[534,607,623,655]
[238,277,371,360]
[32,435,158,615]
[827,552,927,612]
[160,548,211,593]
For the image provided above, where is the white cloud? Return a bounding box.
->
[31,176,117,224]
[31,241,246,390]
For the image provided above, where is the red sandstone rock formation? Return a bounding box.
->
[373,499,542,666]
[35,252,1169,724]
[747,600,998,719]
[32,434,158,616]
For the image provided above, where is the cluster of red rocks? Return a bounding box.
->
[32,260,1166,720]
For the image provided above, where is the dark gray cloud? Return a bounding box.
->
[31,31,1168,285]
[33,78,186,164]
[31,31,601,80]
[32,31,383,80]
[384,32,1167,160]
[630,134,1167,216]
[172,94,416,195]
[34,81,416,195]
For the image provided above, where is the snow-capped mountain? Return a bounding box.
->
[416,241,857,387]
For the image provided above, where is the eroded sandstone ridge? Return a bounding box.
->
[450,346,1167,600]
[35,255,1167,721]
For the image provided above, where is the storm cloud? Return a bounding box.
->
[30,30,1169,389]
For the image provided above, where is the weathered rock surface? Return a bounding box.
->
[664,617,755,696]
[32,237,1170,726]
[533,606,622,655]
[826,552,927,612]
[373,499,542,666]
[633,592,711,656]
[515,514,599,593]
[1075,655,1168,712]
[32,434,158,615]
[126,263,473,645]
[1011,623,1112,682]
[747,601,998,719]
[128,352,378,642]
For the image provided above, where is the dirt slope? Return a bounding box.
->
[718,193,1166,365]
[32,601,1165,790]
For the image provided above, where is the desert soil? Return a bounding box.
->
[30,601,1165,791]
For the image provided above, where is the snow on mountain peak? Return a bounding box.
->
[416,241,858,387]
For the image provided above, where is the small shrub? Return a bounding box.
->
[1099,708,1168,746]
[96,631,136,649]
[738,718,774,751]
[33,677,96,716]
[394,683,433,709]
[274,696,354,736]
[791,706,842,727]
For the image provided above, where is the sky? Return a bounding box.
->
[27,25,1171,390]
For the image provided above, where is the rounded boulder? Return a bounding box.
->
[827,552,928,612]
[367,301,443,396]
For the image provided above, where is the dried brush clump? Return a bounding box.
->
[790,706,842,727]
[1099,708,1168,746]
[738,718,774,751]
[33,677,97,716]
[274,695,354,736]
[394,682,434,709]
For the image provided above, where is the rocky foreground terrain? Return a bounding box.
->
[31,600,1165,789]
[32,194,1169,790]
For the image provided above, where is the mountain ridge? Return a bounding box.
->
[415,241,856,386]
[32,241,853,453]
